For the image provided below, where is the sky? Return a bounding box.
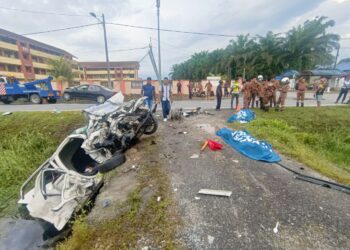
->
[1,0,350,79]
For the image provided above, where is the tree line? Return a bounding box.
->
[170,16,340,81]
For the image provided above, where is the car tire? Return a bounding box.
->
[97,153,126,173]
[144,114,158,135]
[30,94,42,104]
[63,93,71,101]
[97,95,106,104]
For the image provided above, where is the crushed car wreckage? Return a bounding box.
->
[18,93,158,231]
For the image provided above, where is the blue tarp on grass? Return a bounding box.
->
[216,128,281,163]
[227,109,255,123]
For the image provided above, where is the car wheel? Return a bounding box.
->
[63,93,71,101]
[97,153,126,173]
[97,95,106,104]
[30,94,42,104]
[144,114,158,135]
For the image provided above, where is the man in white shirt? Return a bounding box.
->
[160,77,172,122]
[335,76,350,104]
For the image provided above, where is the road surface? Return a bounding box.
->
[0,92,345,112]
[156,111,350,249]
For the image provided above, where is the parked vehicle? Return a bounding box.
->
[63,84,115,104]
[18,93,158,232]
[0,76,60,104]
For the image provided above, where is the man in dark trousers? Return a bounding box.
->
[187,80,193,99]
[160,77,172,122]
[216,80,223,110]
[176,80,182,94]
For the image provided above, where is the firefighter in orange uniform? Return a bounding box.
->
[296,77,307,107]
[276,77,290,111]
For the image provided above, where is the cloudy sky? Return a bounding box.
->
[1,0,350,78]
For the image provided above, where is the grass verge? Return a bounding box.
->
[229,106,350,185]
[0,112,84,216]
[57,138,181,250]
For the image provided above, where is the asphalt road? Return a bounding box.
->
[157,112,350,249]
[0,92,346,112]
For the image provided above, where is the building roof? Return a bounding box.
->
[79,61,140,69]
[337,62,350,71]
[302,69,345,76]
[0,28,74,58]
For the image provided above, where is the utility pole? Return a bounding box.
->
[334,45,340,70]
[156,0,162,86]
[90,12,112,89]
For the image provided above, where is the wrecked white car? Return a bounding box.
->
[18,93,158,231]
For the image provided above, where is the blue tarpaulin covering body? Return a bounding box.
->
[227,109,256,123]
[216,128,281,163]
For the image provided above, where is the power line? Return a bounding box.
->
[107,22,240,38]
[0,6,89,16]
[109,46,148,52]
[138,52,149,63]
[21,23,99,36]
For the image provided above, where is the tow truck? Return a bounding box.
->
[0,76,60,104]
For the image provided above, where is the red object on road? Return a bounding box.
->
[207,139,223,151]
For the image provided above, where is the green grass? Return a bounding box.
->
[0,112,84,216]
[229,106,350,185]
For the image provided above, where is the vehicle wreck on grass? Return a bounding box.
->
[17,93,158,233]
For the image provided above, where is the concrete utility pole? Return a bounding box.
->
[90,12,112,89]
[156,0,162,86]
[334,45,340,70]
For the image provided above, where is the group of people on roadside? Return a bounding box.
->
[141,75,349,121]
[215,75,333,111]
[184,80,214,100]
[214,75,291,111]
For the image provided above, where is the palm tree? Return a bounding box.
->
[48,57,77,91]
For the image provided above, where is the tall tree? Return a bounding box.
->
[48,57,77,90]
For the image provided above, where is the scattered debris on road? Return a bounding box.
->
[273,221,280,234]
[198,189,232,197]
[190,154,200,159]
[2,111,12,116]
[207,235,215,245]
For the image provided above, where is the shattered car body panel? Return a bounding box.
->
[19,134,103,230]
[18,93,158,231]
[82,94,155,163]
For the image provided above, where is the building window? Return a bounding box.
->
[0,64,5,71]
[131,80,143,89]
[7,65,20,72]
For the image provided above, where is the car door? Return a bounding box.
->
[87,85,100,101]
[75,85,89,99]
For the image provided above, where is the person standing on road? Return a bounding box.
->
[161,77,172,122]
[205,81,213,100]
[315,78,327,107]
[296,77,307,107]
[264,79,276,111]
[230,78,241,110]
[335,76,350,104]
[187,80,193,99]
[224,80,230,97]
[276,77,290,111]
[176,80,182,95]
[250,78,259,108]
[216,80,223,110]
[141,77,156,110]
[242,80,251,109]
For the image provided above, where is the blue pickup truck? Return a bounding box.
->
[0,76,60,104]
